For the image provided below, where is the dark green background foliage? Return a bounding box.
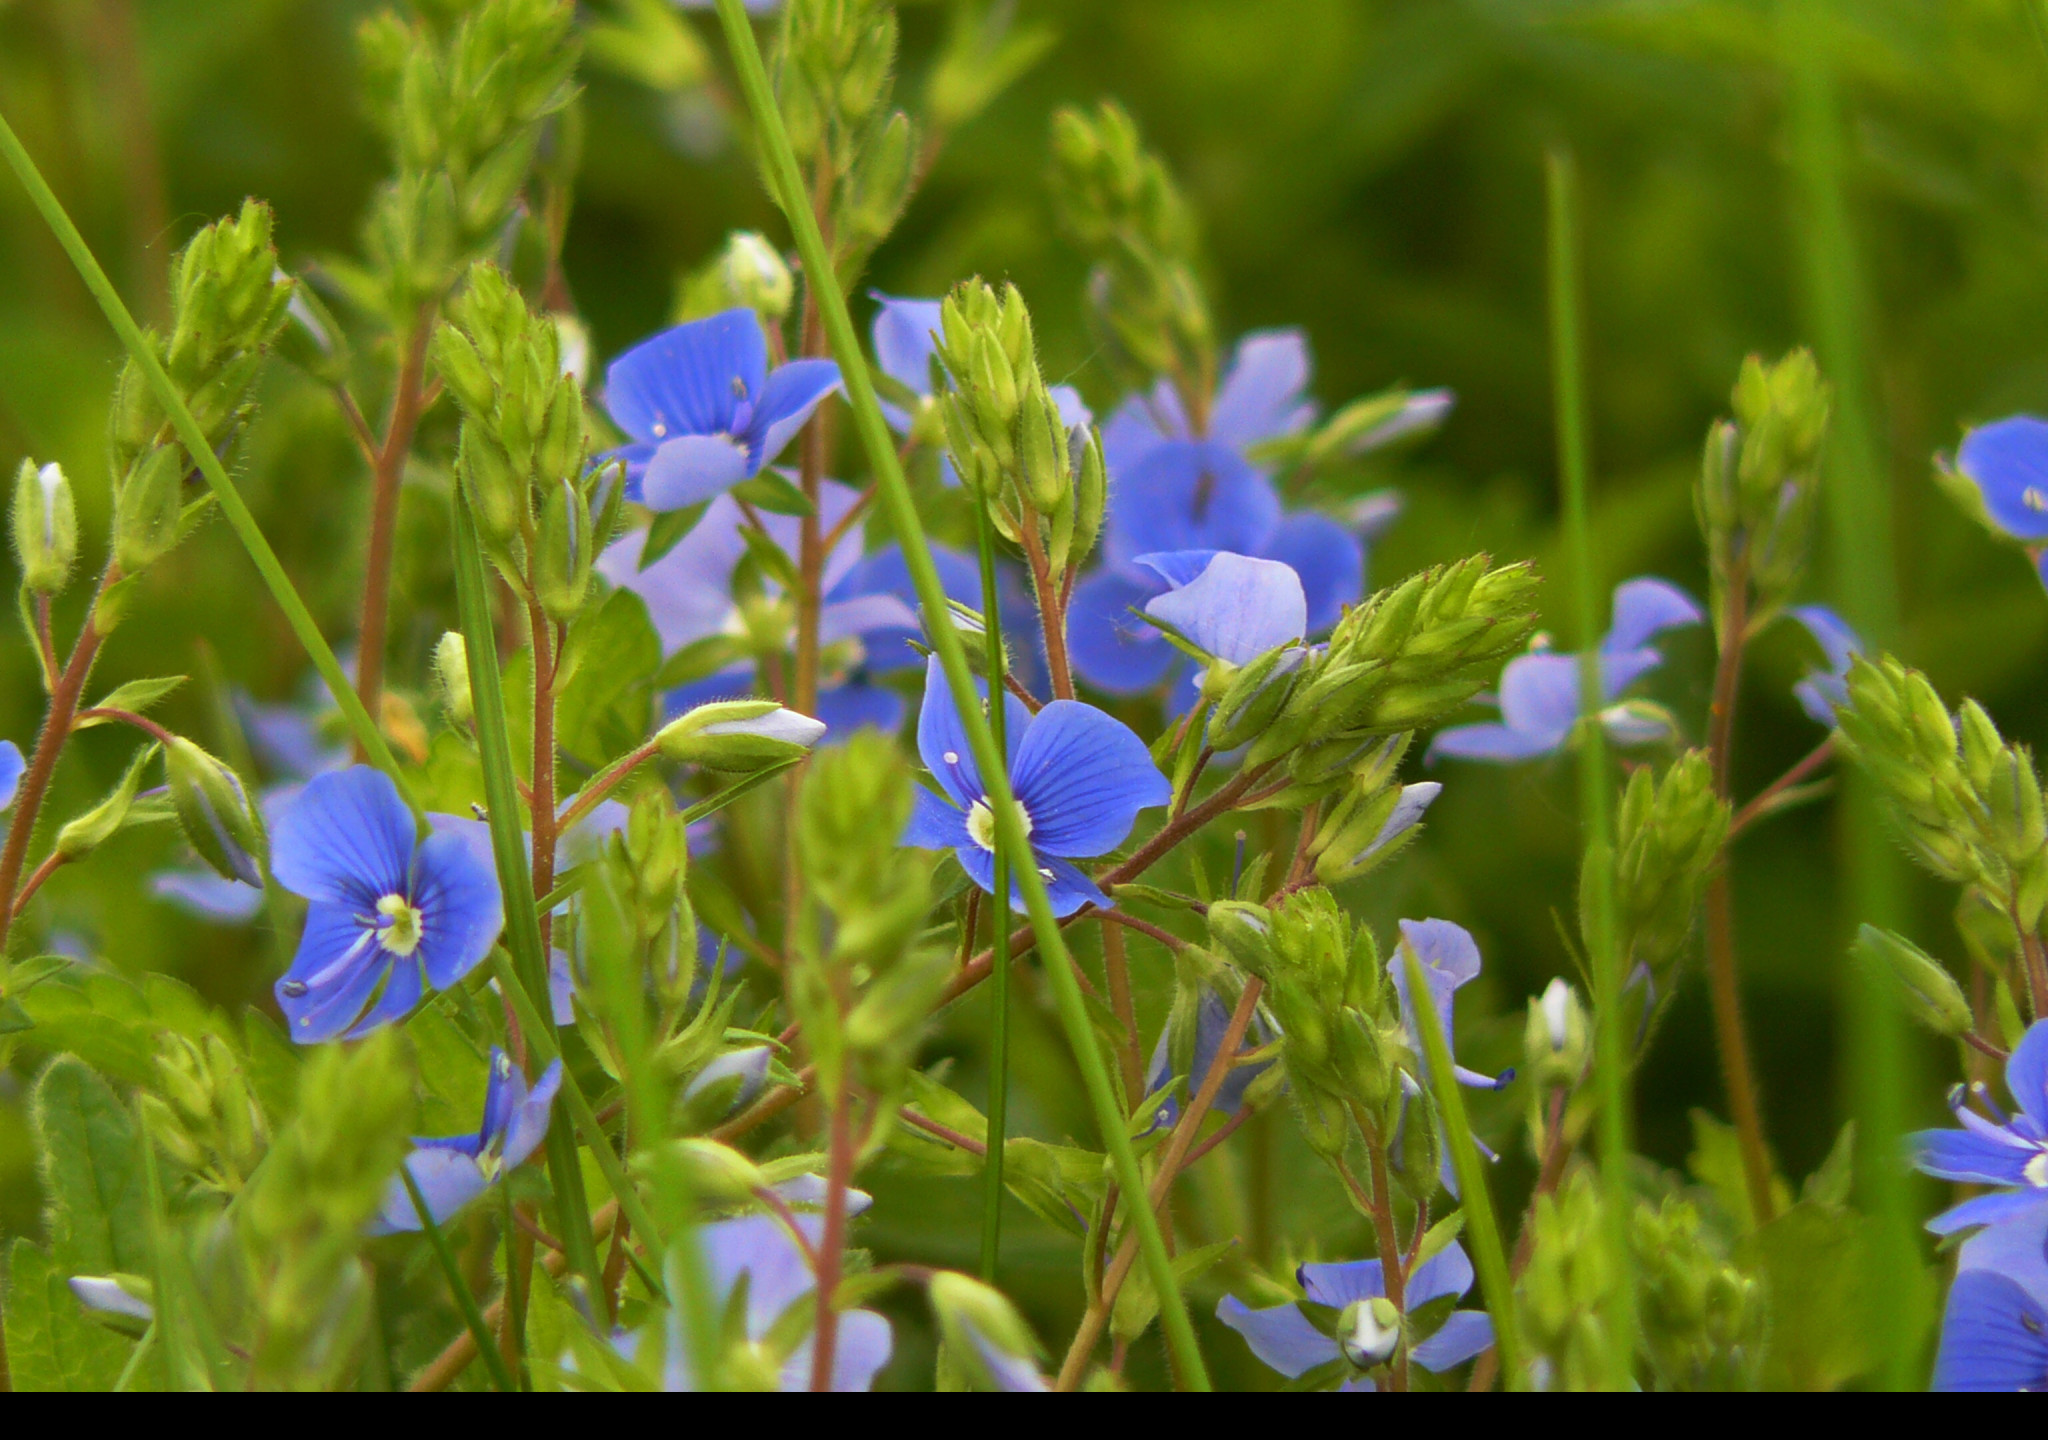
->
[0,0,2041,1386]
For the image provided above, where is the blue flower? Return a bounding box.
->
[270,767,504,1043]
[0,740,23,811]
[602,308,840,511]
[1216,1242,1495,1389]
[870,294,1091,482]
[1785,605,1861,726]
[369,1047,562,1235]
[1955,416,2048,543]
[1068,332,1392,696]
[1933,1206,2048,1390]
[902,656,1170,916]
[1143,987,1275,1133]
[1137,550,1307,668]
[1392,918,1509,1094]
[1910,1020,2048,1236]
[1428,577,1703,764]
[659,1208,893,1391]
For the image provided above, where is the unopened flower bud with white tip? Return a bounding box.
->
[656,699,826,772]
[12,459,76,595]
[435,632,473,725]
[720,231,794,322]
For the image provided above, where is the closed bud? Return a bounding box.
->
[55,743,157,862]
[1315,781,1441,886]
[1206,901,1275,978]
[718,232,794,321]
[112,444,187,575]
[653,1138,767,1208]
[1207,644,1307,752]
[1856,925,1972,1038]
[12,460,76,594]
[430,324,497,420]
[535,478,593,620]
[1523,978,1590,1089]
[929,1272,1048,1392]
[1015,381,1068,513]
[166,737,266,886]
[1073,427,1107,564]
[841,111,915,251]
[970,328,1019,442]
[656,699,826,771]
[435,632,473,724]
[459,431,528,545]
[680,1046,770,1118]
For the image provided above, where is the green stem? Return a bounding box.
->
[1400,948,1525,1386]
[450,495,603,1305]
[1545,147,1637,1387]
[974,499,1010,1283]
[400,1164,517,1393]
[710,0,1210,1390]
[0,111,411,806]
[1782,0,1916,1388]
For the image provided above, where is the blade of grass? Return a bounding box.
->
[0,111,411,806]
[400,1163,517,1393]
[1401,945,1523,1385]
[1545,146,1637,1387]
[973,500,1010,1283]
[450,494,604,1306]
[710,0,1210,1389]
[1782,0,1918,1388]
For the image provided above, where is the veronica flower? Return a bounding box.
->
[1953,416,2048,544]
[0,740,23,811]
[1142,987,1275,1133]
[1785,605,1861,726]
[271,767,504,1042]
[1428,577,1703,764]
[1392,919,1509,1093]
[601,308,840,511]
[1138,550,1307,667]
[1910,1020,2048,1235]
[1932,1206,2048,1390]
[902,656,1170,916]
[659,1208,893,1391]
[1216,1242,1495,1390]
[1069,331,1401,696]
[368,1048,562,1234]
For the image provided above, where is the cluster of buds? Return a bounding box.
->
[1209,889,1401,1159]
[355,0,578,314]
[1835,654,2048,929]
[1518,1168,1627,1391]
[1304,736,1442,886]
[607,789,700,1006]
[1247,556,1541,777]
[107,202,291,578]
[140,1032,269,1198]
[934,280,1107,574]
[435,262,612,614]
[790,734,952,1104]
[1049,101,1213,397]
[1632,1196,1763,1392]
[1607,751,1729,995]
[774,0,914,259]
[1695,350,1831,626]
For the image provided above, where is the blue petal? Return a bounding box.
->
[1929,1189,2048,1237]
[234,693,345,780]
[1397,918,1483,989]
[0,740,24,810]
[813,682,903,738]
[702,1213,820,1337]
[1101,382,1187,478]
[744,359,841,469]
[1411,1310,1494,1373]
[596,506,748,655]
[818,592,920,647]
[870,294,942,426]
[1214,1296,1341,1378]
[1426,722,1562,765]
[1956,1205,2048,1306]
[915,655,1027,809]
[598,439,660,502]
[603,310,765,445]
[781,1308,893,1392]
[1131,550,1219,589]
[1142,552,1307,666]
[642,434,753,511]
[366,1147,488,1235]
[1348,390,1456,456]
[501,1060,563,1170]
[409,829,505,990]
[1298,1259,1385,1309]
[1932,1270,2048,1390]
[1260,512,1363,634]
[2009,1020,2048,1133]
[1207,329,1316,452]
[1010,699,1171,858]
[1106,440,1281,565]
[342,954,424,1039]
[1909,1127,2037,1186]
[276,903,386,1042]
[1495,652,1583,743]
[150,869,263,923]
[1958,416,2048,542]
[1603,577,1703,654]
[683,1046,771,1112]
[904,787,970,849]
[1406,1241,1476,1307]
[271,766,415,907]
[1066,568,1179,695]
[1787,605,1860,679]
[956,846,1109,917]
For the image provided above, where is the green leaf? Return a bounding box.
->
[737,522,800,591]
[1687,1109,1790,1235]
[638,502,708,571]
[3,1239,133,1391]
[1738,1200,1915,1392]
[652,632,742,692]
[1802,1122,1856,1208]
[1001,1136,1105,1238]
[405,1003,488,1136]
[556,586,661,766]
[77,675,186,725]
[34,1057,152,1276]
[19,971,236,1089]
[728,470,813,516]
[1113,1237,1235,1344]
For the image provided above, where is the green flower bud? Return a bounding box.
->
[55,743,157,862]
[112,444,187,576]
[1206,901,1275,979]
[928,1271,1047,1392]
[1073,427,1107,565]
[12,459,76,595]
[431,323,498,420]
[165,737,266,886]
[840,111,915,254]
[1314,781,1440,887]
[653,1138,768,1208]
[459,431,529,546]
[1523,978,1590,1089]
[1206,644,1306,753]
[1015,381,1069,513]
[1856,925,1972,1039]
[534,477,593,621]
[719,232,794,321]
[656,700,826,771]
[434,632,473,724]
[1610,751,1729,983]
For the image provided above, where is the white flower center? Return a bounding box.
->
[2028,486,2048,513]
[377,892,425,956]
[966,797,1031,853]
[2026,1152,2048,1189]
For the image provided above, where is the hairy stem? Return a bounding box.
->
[355,308,435,740]
[808,1086,858,1391]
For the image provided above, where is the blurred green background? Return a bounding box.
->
[2,0,2045,1386]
